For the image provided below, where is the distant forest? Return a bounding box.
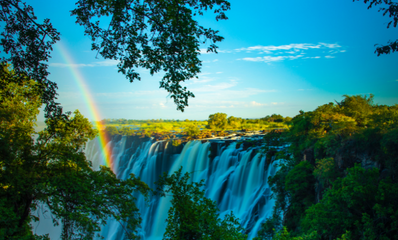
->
[97,113,291,141]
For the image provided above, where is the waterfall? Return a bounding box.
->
[86,135,280,240]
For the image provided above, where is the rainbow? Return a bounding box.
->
[55,42,114,172]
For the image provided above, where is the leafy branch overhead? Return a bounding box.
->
[72,0,230,111]
[357,0,398,55]
[0,0,61,118]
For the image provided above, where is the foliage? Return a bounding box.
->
[227,116,242,129]
[262,114,285,123]
[184,124,201,138]
[104,125,120,135]
[284,161,316,232]
[313,157,340,188]
[256,94,398,239]
[302,164,398,239]
[0,0,230,114]
[0,67,150,239]
[355,0,398,55]
[99,115,290,138]
[156,167,247,240]
[271,227,317,240]
[207,112,228,131]
[172,139,183,147]
[0,1,61,118]
[72,0,230,111]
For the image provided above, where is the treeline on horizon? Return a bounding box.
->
[98,113,291,141]
[98,113,291,125]
[255,94,398,239]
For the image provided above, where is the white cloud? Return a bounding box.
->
[303,56,321,59]
[251,101,267,107]
[325,55,335,59]
[236,43,323,52]
[199,48,218,54]
[239,56,284,62]
[239,55,303,63]
[159,102,166,108]
[319,43,341,48]
[217,49,232,53]
[202,59,219,63]
[235,42,344,62]
[94,59,119,66]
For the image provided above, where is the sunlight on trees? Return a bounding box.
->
[256,94,398,239]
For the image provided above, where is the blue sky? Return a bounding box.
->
[27,0,398,121]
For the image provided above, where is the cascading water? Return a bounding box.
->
[86,135,280,239]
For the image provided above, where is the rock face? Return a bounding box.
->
[85,136,281,240]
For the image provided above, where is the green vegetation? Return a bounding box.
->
[256,94,398,239]
[156,167,247,240]
[1,0,230,115]
[99,113,290,142]
[207,113,228,131]
[3,67,397,240]
[0,66,150,239]
[3,1,398,240]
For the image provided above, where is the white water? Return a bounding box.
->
[86,136,280,239]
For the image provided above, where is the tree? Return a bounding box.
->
[73,0,230,111]
[0,0,230,115]
[0,66,150,239]
[256,95,398,239]
[0,0,61,118]
[228,116,241,130]
[184,124,200,139]
[105,125,120,135]
[302,164,398,239]
[156,167,247,240]
[355,0,398,55]
[284,161,316,233]
[207,112,228,131]
[263,114,284,123]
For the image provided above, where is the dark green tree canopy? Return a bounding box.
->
[0,0,230,116]
[72,0,230,112]
[0,0,61,118]
[255,94,398,239]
